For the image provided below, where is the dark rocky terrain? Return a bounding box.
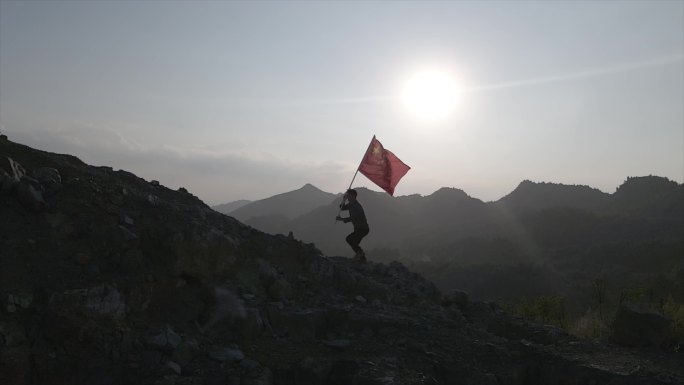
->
[1,136,683,385]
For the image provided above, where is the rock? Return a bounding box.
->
[8,293,32,309]
[611,302,672,347]
[141,350,162,366]
[209,346,244,362]
[242,293,256,301]
[178,187,188,193]
[165,360,182,375]
[464,301,499,329]
[201,287,247,332]
[0,346,31,385]
[258,259,279,287]
[0,322,27,347]
[267,305,326,341]
[1,157,25,181]
[297,357,333,384]
[147,194,160,206]
[73,252,92,265]
[355,295,367,303]
[445,304,466,323]
[150,180,160,186]
[50,285,126,320]
[442,290,469,310]
[32,167,62,193]
[0,168,15,194]
[238,307,266,341]
[123,216,135,226]
[119,225,139,241]
[147,326,182,351]
[32,167,61,183]
[268,278,291,301]
[323,339,351,350]
[469,372,499,385]
[14,176,45,211]
[241,359,260,371]
[172,337,200,366]
[242,367,273,385]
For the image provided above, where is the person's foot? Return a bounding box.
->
[353,251,367,263]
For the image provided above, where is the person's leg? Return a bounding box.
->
[356,227,369,256]
[346,231,362,254]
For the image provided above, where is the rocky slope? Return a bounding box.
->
[1,137,682,385]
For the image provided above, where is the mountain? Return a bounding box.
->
[2,136,681,385]
[228,183,339,222]
[281,187,494,257]
[244,178,683,256]
[608,175,684,215]
[212,199,251,215]
[495,180,610,212]
[235,177,683,311]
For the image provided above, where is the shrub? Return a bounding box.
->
[509,295,567,328]
[570,308,610,339]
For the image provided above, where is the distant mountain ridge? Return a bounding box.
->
[496,180,609,211]
[213,177,683,259]
[212,199,251,214]
[226,183,340,222]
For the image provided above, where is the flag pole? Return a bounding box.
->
[335,135,376,223]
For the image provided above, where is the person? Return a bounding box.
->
[335,189,369,262]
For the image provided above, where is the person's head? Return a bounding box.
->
[345,189,358,201]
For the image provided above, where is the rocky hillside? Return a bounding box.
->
[1,136,683,385]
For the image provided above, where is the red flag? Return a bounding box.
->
[358,136,410,196]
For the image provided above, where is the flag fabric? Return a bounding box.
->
[358,136,410,196]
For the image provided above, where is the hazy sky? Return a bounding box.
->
[1,1,682,205]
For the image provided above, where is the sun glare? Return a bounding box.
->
[402,69,460,121]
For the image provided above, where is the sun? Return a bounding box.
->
[402,69,460,121]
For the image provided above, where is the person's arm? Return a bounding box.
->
[339,193,349,210]
[335,215,350,223]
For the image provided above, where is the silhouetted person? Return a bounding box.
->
[336,189,369,263]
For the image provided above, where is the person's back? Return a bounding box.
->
[342,199,368,230]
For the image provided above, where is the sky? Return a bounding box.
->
[1,0,682,205]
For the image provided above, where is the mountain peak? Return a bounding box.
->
[300,183,322,192]
[498,180,609,210]
[428,187,470,199]
[615,175,679,195]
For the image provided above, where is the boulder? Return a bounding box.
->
[32,167,62,193]
[238,307,267,341]
[50,285,126,320]
[442,290,469,310]
[611,302,672,347]
[323,339,351,350]
[1,156,25,180]
[209,346,244,362]
[146,326,182,351]
[164,360,182,375]
[0,321,27,347]
[172,337,200,366]
[0,168,15,194]
[14,176,45,212]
